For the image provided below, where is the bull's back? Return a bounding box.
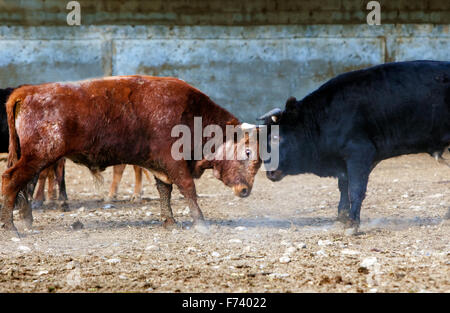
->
[15,76,190,133]
[10,76,227,168]
[321,61,450,158]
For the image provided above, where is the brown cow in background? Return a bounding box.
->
[107,164,152,202]
[1,76,261,233]
[32,158,67,209]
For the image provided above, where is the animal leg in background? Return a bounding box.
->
[107,164,126,201]
[130,165,143,202]
[107,165,151,201]
[31,159,67,210]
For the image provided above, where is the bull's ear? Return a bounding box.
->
[285,97,297,112]
[257,108,283,125]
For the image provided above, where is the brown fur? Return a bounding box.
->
[32,158,67,208]
[108,164,152,201]
[1,76,261,231]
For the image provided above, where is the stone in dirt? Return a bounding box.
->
[341,249,360,255]
[71,220,84,230]
[66,261,80,270]
[145,245,160,251]
[269,273,290,278]
[316,249,328,257]
[17,245,31,252]
[284,247,297,255]
[360,257,378,268]
[318,239,332,246]
[296,242,307,249]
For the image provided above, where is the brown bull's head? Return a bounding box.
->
[211,124,261,198]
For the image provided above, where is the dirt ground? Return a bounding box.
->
[0,152,448,293]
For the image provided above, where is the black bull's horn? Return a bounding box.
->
[256,108,283,124]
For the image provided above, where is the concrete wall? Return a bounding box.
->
[0,1,449,121]
[1,0,449,25]
[1,24,449,121]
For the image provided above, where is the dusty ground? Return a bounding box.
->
[0,152,449,293]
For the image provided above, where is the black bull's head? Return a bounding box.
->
[257,97,298,182]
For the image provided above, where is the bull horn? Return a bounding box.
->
[256,108,283,124]
[240,122,257,130]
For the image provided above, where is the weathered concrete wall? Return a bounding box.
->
[0,0,449,25]
[0,24,449,121]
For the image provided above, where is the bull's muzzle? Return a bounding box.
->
[232,184,251,198]
[266,170,285,182]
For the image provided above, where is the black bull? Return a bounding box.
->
[259,60,450,231]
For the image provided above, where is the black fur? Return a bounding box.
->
[262,60,450,228]
[0,88,14,152]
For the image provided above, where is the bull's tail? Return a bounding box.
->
[142,168,153,184]
[5,91,23,169]
[90,169,104,188]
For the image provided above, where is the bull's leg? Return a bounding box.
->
[56,159,68,200]
[47,165,57,201]
[131,165,143,202]
[107,164,126,201]
[155,177,175,228]
[336,173,351,222]
[344,144,375,233]
[170,172,206,232]
[2,158,41,232]
[32,168,48,209]
[15,189,32,230]
[55,159,68,211]
[26,174,39,202]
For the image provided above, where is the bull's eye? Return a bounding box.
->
[245,148,252,159]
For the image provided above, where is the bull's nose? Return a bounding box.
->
[239,187,249,198]
[266,170,284,181]
[233,184,251,198]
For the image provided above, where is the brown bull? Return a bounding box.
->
[1,76,261,232]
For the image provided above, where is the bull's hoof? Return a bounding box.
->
[344,227,359,236]
[59,201,69,212]
[21,215,33,230]
[336,212,352,225]
[1,222,19,237]
[193,220,209,234]
[337,213,360,235]
[31,200,44,210]
[130,194,142,203]
[162,218,177,230]
[105,195,117,202]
